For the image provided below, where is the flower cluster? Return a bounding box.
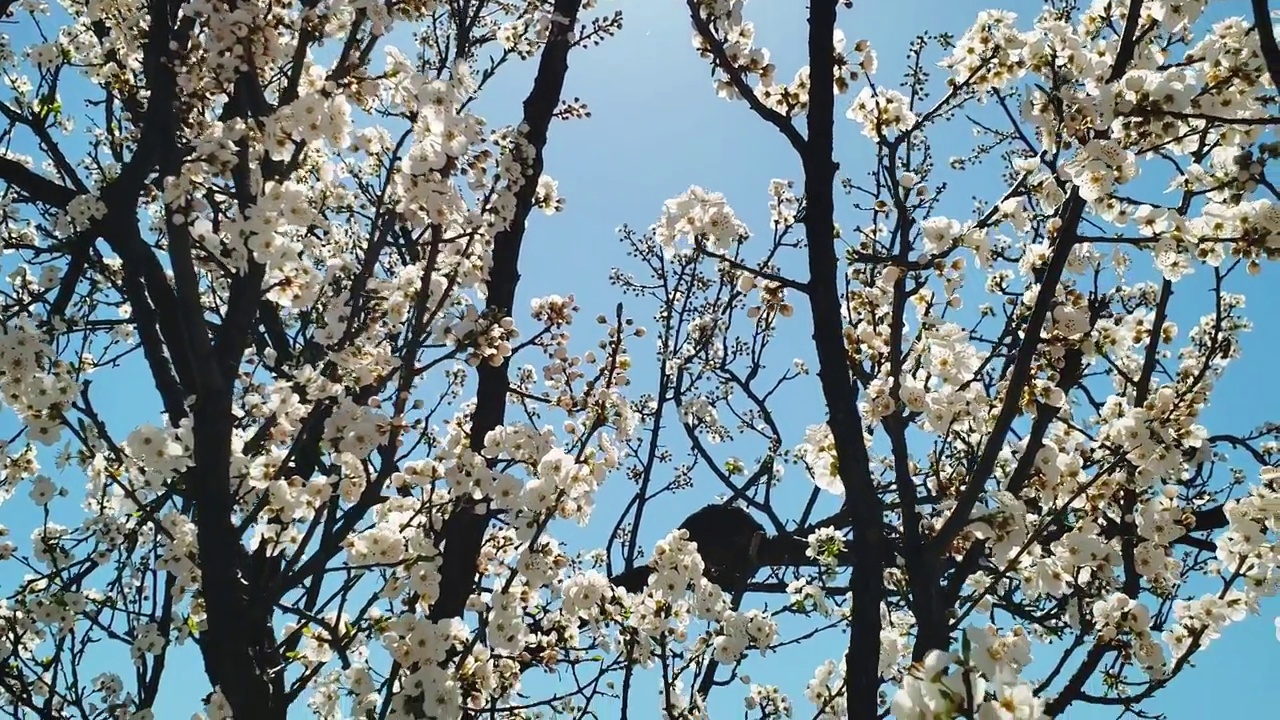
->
[797,423,842,496]
[846,86,917,138]
[444,307,520,368]
[739,273,794,323]
[654,186,749,254]
[0,320,76,447]
[2,1,1280,719]
[690,0,773,102]
[891,647,1045,720]
[940,10,1029,93]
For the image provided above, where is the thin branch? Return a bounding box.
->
[684,0,808,154]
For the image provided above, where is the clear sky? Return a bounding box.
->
[2,0,1278,718]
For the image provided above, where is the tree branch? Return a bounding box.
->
[0,156,77,208]
[685,0,808,155]
[429,0,585,622]
[1252,0,1280,93]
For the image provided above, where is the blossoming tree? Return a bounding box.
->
[1,0,1278,718]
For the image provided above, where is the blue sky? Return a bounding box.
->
[2,0,1278,717]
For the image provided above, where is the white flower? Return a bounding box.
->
[798,424,842,496]
[27,475,57,506]
[846,87,917,137]
[806,527,846,566]
[978,682,1045,720]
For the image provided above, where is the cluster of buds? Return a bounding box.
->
[530,293,577,327]
[737,272,794,322]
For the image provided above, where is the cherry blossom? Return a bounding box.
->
[0,0,1277,718]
